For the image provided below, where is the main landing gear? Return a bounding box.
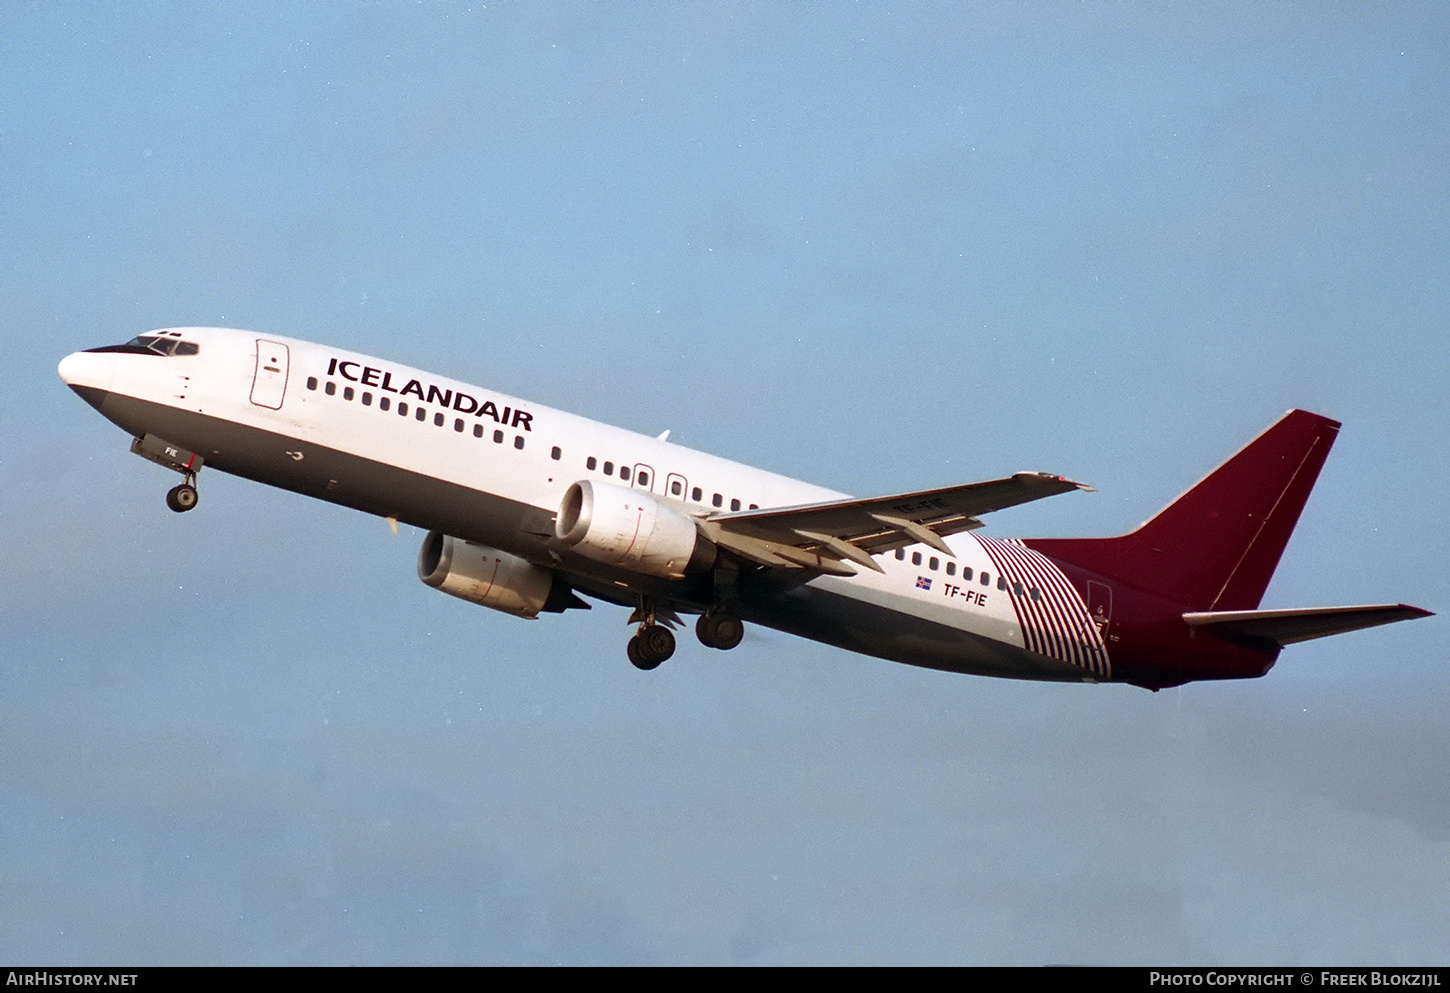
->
[696,610,745,651]
[628,624,676,671]
[626,600,745,670]
[626,597,677,670]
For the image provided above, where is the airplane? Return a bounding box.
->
[58,327,1430,690]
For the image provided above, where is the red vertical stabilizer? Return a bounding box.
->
[1025,410,1341,612]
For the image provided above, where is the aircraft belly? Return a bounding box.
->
[739,581,1093,683]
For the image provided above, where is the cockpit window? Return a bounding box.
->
[123,334,198,356]
[91,333,200,356]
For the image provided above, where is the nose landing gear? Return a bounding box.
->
[130,435,204,514]
[166,472,199,513]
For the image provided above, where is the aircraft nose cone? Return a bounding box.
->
[58,351,87,386]
[58,350,114,411]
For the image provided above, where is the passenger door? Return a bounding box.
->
[249,339,290,409]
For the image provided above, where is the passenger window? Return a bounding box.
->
[895,549,905,560]
[587,456,597,470]
[344,387,354,401]
[473,424,483,438]
[380,397,391,411]
[325,381,336,396]
[603,461,614,475]
[454,418,464,432]
[514,436,525,450]
[946,562,956,576]
[620,467,630,481]
[416,407,427,421]
[929,557,939,571]
[730,498,740,511]
[911,552,922,566]
[362,392,372,406]
[981,572,991,586]
[638,472,649,487]
[692,487,702,502]
[671,481,682,496]
[307,377,318,391]
[551,447,561,461]
[398,402,408,416]
[493,430,504,443]
[962,567,973,581]
[997,576,1008,591]
[712,493,722,508]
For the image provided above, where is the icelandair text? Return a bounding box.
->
[326,357,533,430]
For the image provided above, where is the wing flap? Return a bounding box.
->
[704,472,1092,575]
[1183,604,1432,647]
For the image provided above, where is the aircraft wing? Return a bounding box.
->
[696,472,1093,575]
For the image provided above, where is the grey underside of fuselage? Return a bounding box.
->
[735,582,1095,681]
[76,387,1095,683]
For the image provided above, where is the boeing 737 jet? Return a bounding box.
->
[59,328,1429,690]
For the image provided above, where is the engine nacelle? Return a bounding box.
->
[554,480,715,579]
[418,531,559,619]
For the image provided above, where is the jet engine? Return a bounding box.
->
[554,480,715,579]
[418,531,582,618]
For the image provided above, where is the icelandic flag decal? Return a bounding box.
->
[916,576,932,590]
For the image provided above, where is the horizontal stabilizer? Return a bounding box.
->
[1183,604,1432,647]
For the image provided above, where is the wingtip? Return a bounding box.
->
[1014,471,1095,493]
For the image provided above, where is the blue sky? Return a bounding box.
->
[3,2,1447,965]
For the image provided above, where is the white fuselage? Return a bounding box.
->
[59,327,1106,682]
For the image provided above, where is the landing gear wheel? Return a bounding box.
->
[642,624,675,663]
[696,611,744,650]
[166,483,198,513]
[627,635,657,671]
[628,625,675,670]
